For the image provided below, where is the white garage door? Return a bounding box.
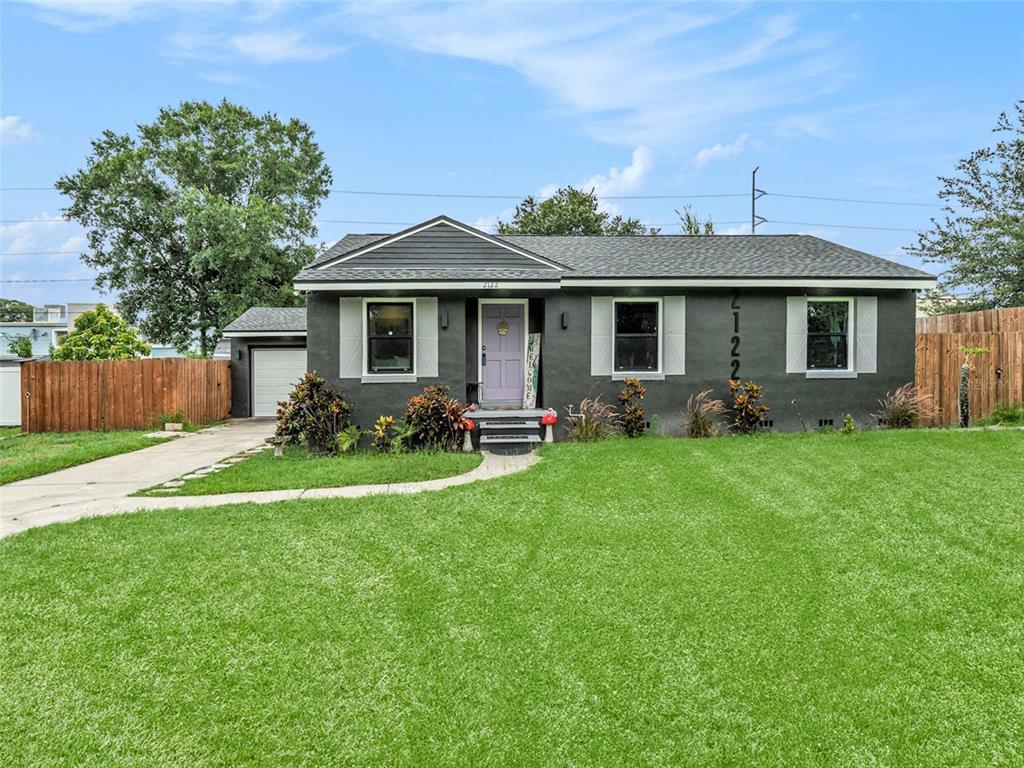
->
[251,348,307,417]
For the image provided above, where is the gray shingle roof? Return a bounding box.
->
[503,234,933,279]
[224,307,307,333]
[297,219,934,283]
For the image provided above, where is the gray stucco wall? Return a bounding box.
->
[306,291,469,428]
[245,288,917,435]
[541,288,917,436]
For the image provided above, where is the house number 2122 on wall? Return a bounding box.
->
[730,292,740,381]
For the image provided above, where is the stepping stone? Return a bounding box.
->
[208,463,231,470]
[162,480,185,488]
[181,473,203,480]
[224,457,246,464]
[148,488,177,494]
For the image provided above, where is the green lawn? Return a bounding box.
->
[138,444,483,495]
[0,428,163,484]
[2,430,1022,766]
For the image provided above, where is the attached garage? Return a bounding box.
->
[251,348,307,417]
[222,308,308,418]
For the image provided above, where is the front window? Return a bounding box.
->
[807,300,851,370]
[614,300,660,372]
[367,302,413,373]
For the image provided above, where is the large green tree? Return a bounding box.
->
[911,101,1024,312]
[0,298,34,322]
[57,100,332,356]
[497,186,655,235]
[51,304,151,361]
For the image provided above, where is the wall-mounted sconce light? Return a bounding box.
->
[441,310,449,329]
[561,311,569,329]
[996,366,1003,380]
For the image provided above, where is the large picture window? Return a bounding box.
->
[807,299,852,370]
[366,301,414,373]
[614,300,660,372]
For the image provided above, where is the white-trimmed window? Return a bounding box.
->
[364,299,416,375]
[613,298,662,374]
[806,298,854,371]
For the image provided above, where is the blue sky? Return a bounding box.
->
[2,1,1022,307]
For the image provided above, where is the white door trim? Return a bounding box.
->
[477,298,529,406]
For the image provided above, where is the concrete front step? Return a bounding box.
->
[471,408,547,420]
[479,433,541,455]
[479,421,540,434]
[480,434,541,446]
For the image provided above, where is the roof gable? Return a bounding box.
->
[313,216,565,271]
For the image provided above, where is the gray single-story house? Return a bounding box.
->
[224,215,936,447]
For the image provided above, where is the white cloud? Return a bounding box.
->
[581,146,654,197]
[22,2,344,66]
[18,0,153,32]
[344,4,846,148]
[694,133,750,168]
[0,214,81,263]
[1,116,39,144]
[229,32,345,63]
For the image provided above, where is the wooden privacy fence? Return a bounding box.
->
[20,358,231,432]
[915,330,1024,427]
[917,306,1024,333]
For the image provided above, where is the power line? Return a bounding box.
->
[0,185,749,200]
[1,218,71,224]
[763,219,920,233]
[1,250,84,256]
[766,192,940,208]
[1,277,92,283]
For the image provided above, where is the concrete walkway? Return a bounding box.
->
[1,420,275,538]
[126,450,539,511]
[1,418,538,537]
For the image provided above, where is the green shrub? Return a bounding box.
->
[841,414,857,434]
[728,379,769,434]
[874,383,935,429]
[403,385,473,451]
[156,410,195,431]
[275,373,352,455]
[371,415,415,453]
[618,378,648,438]
[976,402,1024,426]
[683,389,725,438]
[372,416,395,453]
[337,424,367,453]
[565,395,621,442]
[7,336,32,359]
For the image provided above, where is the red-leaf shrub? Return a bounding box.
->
[403,385,473,451]
[618,378,648,438]
[728,379,769,434]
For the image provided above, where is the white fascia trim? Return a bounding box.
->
[562,278,937,290]
[222,331,307,338]
[295,281,561,291]
[314,218,565,271]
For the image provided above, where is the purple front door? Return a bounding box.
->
[481,302,525,406]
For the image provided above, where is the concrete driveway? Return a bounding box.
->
[1,420,275,538]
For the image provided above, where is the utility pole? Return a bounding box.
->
[751,166,766,234]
